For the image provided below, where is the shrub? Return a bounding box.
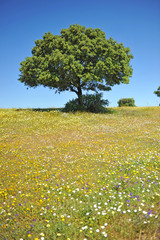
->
[117,98,135,107]
[63,98,85,112]
[63,93,109,113]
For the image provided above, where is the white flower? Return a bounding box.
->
[96,229,100,232]
[82,226,88,230]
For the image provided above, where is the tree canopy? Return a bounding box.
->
[154,86,160,97]
[19,24,133,105]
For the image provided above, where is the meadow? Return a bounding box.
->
[0,107,160,240]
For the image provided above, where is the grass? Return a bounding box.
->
[0,107,160,240]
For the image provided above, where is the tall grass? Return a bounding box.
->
[0,107,160,239]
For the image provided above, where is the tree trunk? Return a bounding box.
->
[77,86,82,106]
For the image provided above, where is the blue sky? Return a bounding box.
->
[0,0,160,108]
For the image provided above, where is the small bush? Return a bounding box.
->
[117,98,136,107]
[63,98,85,112]
[63,93,109,113]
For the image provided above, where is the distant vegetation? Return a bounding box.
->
[154,86,160,97]
[117,98,135,107]
[0,107,160,239]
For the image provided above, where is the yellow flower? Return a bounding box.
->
[46,224,50,228]
[28,234,31,238]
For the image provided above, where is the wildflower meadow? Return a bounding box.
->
[0,107,160,240]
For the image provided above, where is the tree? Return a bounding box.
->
[18,24,133,106]
[154,86,160,97]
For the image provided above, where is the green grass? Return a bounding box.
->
[0,107,160,240]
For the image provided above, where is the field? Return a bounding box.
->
[0,107,160,240]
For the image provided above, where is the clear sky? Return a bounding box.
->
[0,0,160,108]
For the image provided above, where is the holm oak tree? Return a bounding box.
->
[19,24,133,106]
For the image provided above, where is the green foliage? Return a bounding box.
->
[154,86,160,97]
[18,24,133,104]
[117,98,135,107]
[63,98,85,112]
[63,93,109,113]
